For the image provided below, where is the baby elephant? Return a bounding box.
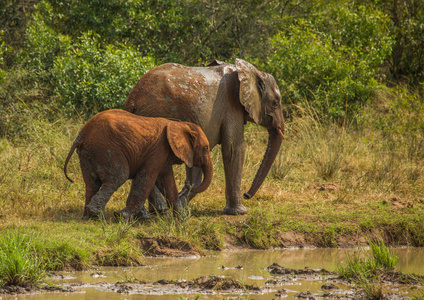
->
[63,109,213,220]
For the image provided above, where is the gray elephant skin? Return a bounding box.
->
[123,59,284,215]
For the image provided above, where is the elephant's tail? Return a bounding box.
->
[64,132,82,183]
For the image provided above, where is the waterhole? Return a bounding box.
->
[2,248,424,299]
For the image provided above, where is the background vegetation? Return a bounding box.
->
[1,0,424,288]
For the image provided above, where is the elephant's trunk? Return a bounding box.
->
[243,128,283,199]
[191,155,213,194]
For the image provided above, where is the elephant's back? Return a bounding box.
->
[79,110,168,164]
[123,63,221,126]
[82,109,165,139]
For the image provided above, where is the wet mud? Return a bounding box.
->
[1,249,423,299]
[1,264,422,299]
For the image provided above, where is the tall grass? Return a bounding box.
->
[338,239,398,280]
[270,145,295,180]
[240,206,278,249]
[0,233,45,287]
[338,239,398,299]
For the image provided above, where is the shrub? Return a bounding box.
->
[267,5,392,119]
[53,31,155,117]
[20,4,155,117]
[22,10,72,88]
[269,23,375,119]
[0,31,6,84]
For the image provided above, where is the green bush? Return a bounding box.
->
[268,22,375,119]
[21,5,155,117]
[0,31,6,83]
[314,5,392,71]
[23,10,72,88]
[267,5,392,119]
[53,31,155,116]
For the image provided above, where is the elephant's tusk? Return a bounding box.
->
[277,128,284,140]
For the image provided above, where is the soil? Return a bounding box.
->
[139,236,202,256]
[136,230,401,256]
[0,284,74,295]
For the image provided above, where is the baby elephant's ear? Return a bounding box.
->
[166,123,194,168]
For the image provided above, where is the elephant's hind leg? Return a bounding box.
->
[82,176,101,220]
[79,156,102,219]
[85,171,128,219]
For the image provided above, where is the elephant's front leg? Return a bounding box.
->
[147,185,169,214]
[221,133,248,215]
[114,168,157,220]
[121,175,150,220]
[177,166,202,207]
[158,165,180,213]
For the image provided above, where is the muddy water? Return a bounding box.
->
[3,248,424,299]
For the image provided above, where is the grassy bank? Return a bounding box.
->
[1,87,424,280]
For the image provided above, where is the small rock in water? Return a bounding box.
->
[294,291,316,299]
[321,283,339,290]
[275,289,288,297]
[90,272,103,278]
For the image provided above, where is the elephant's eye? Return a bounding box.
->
[273,100,280,107]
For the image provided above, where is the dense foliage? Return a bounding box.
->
[0,0,423,132]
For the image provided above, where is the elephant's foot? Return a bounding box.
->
[148,185,169,214]
[83,206,104,220]
[114,207,150,221]
[223,203,248,215]
[176,181,195,208]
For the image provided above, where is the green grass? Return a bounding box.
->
[1,87,424,286]
[337,239,400,299]
[338,239,398,281]
[0,233,45,287]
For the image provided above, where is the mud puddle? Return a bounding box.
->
[1,248,424,299]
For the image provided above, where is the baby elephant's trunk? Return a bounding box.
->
[191,155,213,194]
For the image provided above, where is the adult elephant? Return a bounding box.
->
[123,59,284,215]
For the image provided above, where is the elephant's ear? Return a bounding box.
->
[166,123,194,168]
[236,58,263,124]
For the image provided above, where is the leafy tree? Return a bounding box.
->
[354,0,424,84]
[0,32,7,83]
[267,3,393,119]
[53,32,155,116]
[15,4,155,117]
[381,0,424,84]
[0,0,40,66]
[41,0,211,64]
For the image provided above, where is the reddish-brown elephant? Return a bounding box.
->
[124,59,284,215]
[63,109,213,220]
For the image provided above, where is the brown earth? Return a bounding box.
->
[139,236,202,256]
